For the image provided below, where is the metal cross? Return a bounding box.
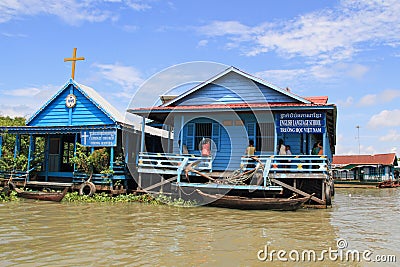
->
[81,131,89,145]
[64,48,85,80]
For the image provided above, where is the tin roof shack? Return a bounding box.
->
[332,153,398,184]
[129,67,337,207]
[0,79,167,194]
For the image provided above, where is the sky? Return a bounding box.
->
[0,0,399,156]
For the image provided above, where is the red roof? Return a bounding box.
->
[304,96,328,105]
[332,153,398,166]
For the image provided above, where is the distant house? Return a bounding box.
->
[332,153,398,181]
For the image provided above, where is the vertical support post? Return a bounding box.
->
[45,135,50,182]
[167,125,171,153]
[274,126,278,155]
[73,133,78,172]
[91,147,94,153]
[322,132,327,155]
[125,131,129,163]
[68,86,73,126]
[0,134,2,159]
[110,147,114,170]
[27,134,33,173]
[140,116,145,153]
[179,116,184,154]
[138,116,146,191]
[14,134,20,159]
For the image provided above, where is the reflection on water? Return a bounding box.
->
[0,188,399,266]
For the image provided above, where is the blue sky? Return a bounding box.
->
[1,0,399,155]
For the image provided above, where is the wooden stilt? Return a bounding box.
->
[270,178,325,205]
[142,176,177,192]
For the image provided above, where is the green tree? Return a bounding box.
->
[0,116,28,171]
[70,144,110,179]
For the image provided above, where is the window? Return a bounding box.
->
[184,121,220,152]
[63,141,75,164]
[247,122,275,153]
[194,123,212,148]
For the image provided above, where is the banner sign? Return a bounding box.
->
[276,112,325,134]
[80,130,117,147]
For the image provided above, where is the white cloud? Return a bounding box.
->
[198,20,253,37]
[1,87,41,96]
[380,129,400,142]
[1,32,27,38]
[197,40,208,47]
[196,0,400,66]
[0,84,60,117]
[358,89,400,107]
[358,94,377,107]
[0,104,33,118]
[0,0,151,25]
[126,1,151,11]
[255,69,306,83]
[93,63,144,97]
[122,24,139,32]
[367,109,400,128]
[381,89,400,102]
[337,96,354,108]
[346,64,369,79]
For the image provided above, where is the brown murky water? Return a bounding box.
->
[1,188,399,266]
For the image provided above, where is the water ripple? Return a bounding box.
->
[0,189,399,266]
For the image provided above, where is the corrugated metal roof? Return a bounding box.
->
[76,81,125,124]
[163,66,312,107]
[25,79,168,138]
[332,153,398,166]
[131,101,334,113]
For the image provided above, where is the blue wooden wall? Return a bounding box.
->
[28,84,114,126]
[170,70,334,170]
[173,72,296,106]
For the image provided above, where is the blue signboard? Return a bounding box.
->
[80,130,117,147]
[276,112,325,134]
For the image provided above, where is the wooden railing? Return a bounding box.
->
[137,152,212,176]
[241,155,330,174]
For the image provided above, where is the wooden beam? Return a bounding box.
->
[270,178,325,205]
[142,176,177,191]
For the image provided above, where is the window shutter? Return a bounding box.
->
[212,123,220,151]
[246,122,256,146]
[185,123,195,151]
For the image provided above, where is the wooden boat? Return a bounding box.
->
[14,187,69,202]
[377,180,400,188]
[196,189,310,211]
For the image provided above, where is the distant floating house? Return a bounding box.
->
[129,66,337,207]
[332,153,398,182]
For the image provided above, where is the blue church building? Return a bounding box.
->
[0,78,165,193]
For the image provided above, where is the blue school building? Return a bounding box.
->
[130,66,337,206]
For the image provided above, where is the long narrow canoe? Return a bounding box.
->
[196,189,310,211]
[14,187,69,202]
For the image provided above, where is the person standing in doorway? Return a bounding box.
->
[245,139,256,169]
[312,142,319,155]
[245,139,256,156]
[201,138,211,157]
[317,142,323,155]
[277,139,286,155]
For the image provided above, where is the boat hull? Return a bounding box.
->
[15,187,69,202]
[196,190,309,211]
[377,180,400,188]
